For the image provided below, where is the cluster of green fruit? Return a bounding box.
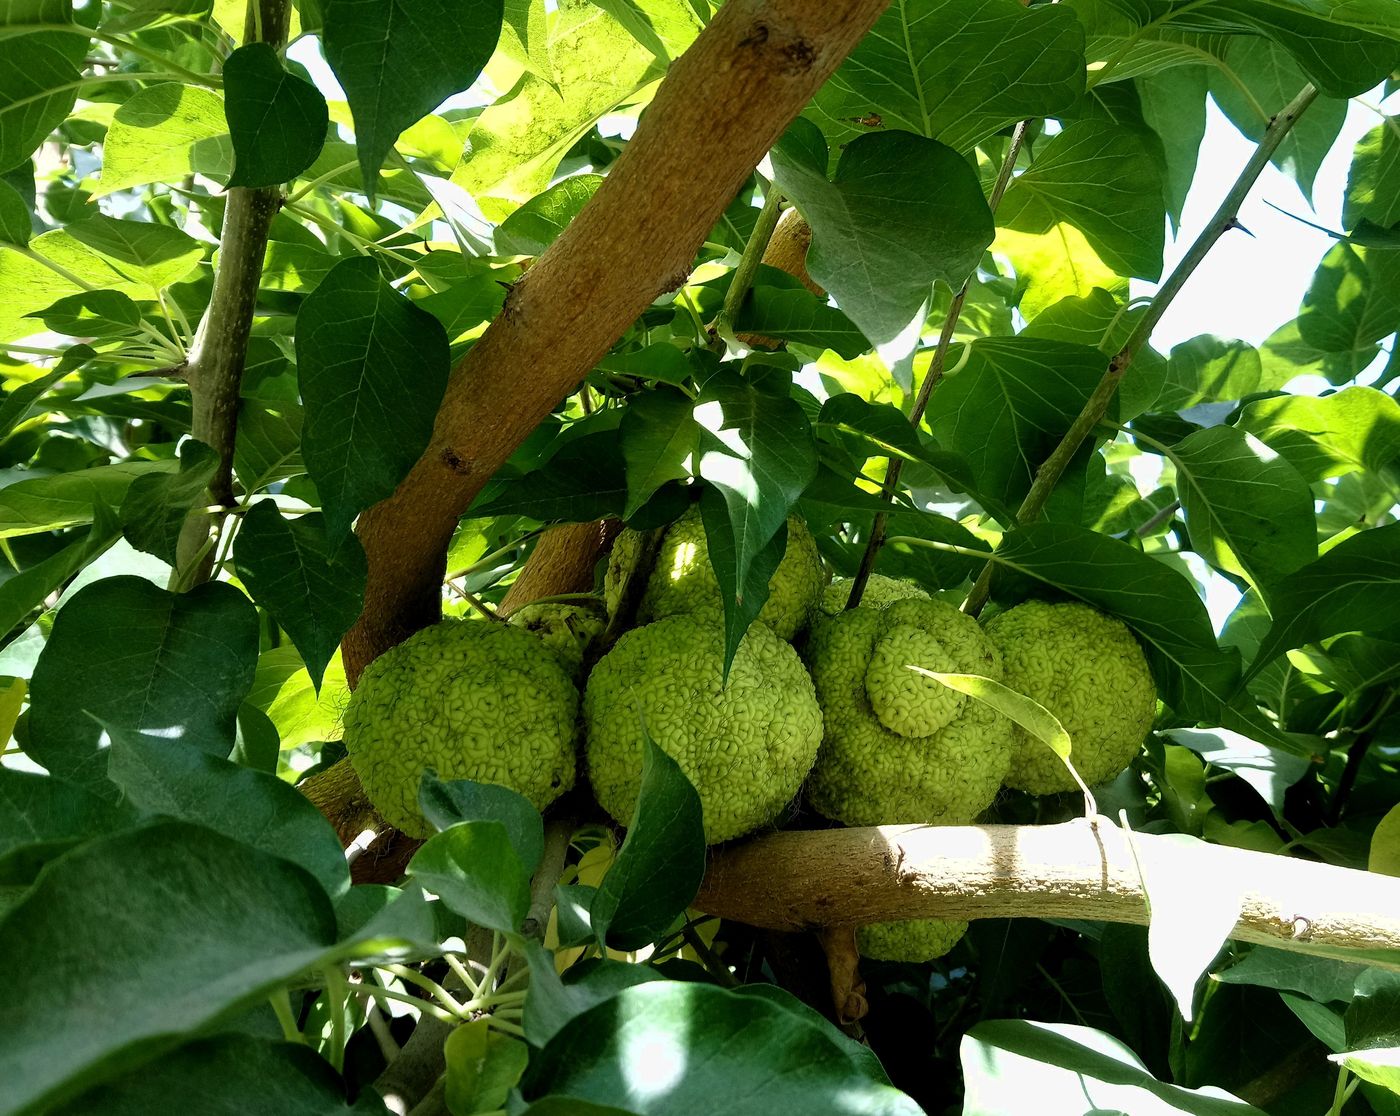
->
[342,507,1157,962]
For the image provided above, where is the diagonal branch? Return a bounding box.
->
[342,0,893,682]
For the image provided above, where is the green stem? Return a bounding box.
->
[960,83,1320,618]
[350,983,459,1024]
[269,988,305,1043]
[845,119,1030,610]
[286,159,361,203]
[324,965,349,1073]
[710,184,784,352]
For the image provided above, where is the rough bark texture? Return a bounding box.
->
[498,520,620,617]
[343,0,893,683]
[764,208,823,297]
[697,822,1400,968]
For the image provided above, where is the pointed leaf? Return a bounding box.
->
[224,42,329,188]
[417,771,544,873]
[408,820,530,934]
[619,388,697,520]
[119,440,219,564]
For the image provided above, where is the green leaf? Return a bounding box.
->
[35,288,143,337]
[771,122,994,349]
[119,440,219,563]
[734,285,870,360]
[1136,66,1208,229]
[417,771,544,873]
[993,522,1241,721]
[927,337,1109,513]
[1215,946,1364,1003]
[246,645,351,751]
[27,577,260,791]
[1247,523,1400,679]
[233,502,366,692]
[520,943,666,1047]
[453,1,655,211]
[1298,242,1400,355]
[1207,38,1346,202]
[106,726,349,899]
[1335,1048,1400,1096]
[997,119,1166,282]
[0,365,68,439]
[0,177,32,244]
[1066,0,1230,83]
[1372,804,1400,878]
[53,1034,392,1115]
[587,0,703,62]
[1345,118,1400,230]
[296,256,450,549]
[497,0,553,81]
[916,666,1073,765]
[807,0,1085,155]
[0,822,338,1115]
[0,459,176,538]
[444,1019,530,1116]
[960,1019,1263,1115]
[1154,334,1269,410]
[408,819,530,934]
[0,767,136,886]
[1237,385,1400,484]
[590,736,705,952]
[692,369,817,669]
[495,173,600,256]
[520,980,923,1114]
[619,387,697,520]
[63,213,204,293]
[1168,425,1317,599]
[224,42,329,188]
[235,399,305,495]
[0,502,120,639]
[323,0,505,187]
[93,83,231,198]
[473,431,628,521]
[0,34,80,173]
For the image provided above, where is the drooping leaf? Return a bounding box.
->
[807,0,1085,155]
[106,726,349,899]
[417,771,544,873]
[771,121,995,350]
[27,577,260,791]
[734,286,870,360]
[473,431,629,522]
[322,0,505,188]
[1345,117,1400,230]
[0,822,339,1115]
[296,256,450,549]
[619,387,697,520]
[0,35,81,173]
[589,736,705,952]
[233,502,367,691]
[224,42,329,188]
[119,440,219,564]
[1297,242,1400,356]
[1136,66,1208,229]
[0,177,33,244]
[0,463,177,540]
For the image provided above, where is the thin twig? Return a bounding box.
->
[710,184,784,352]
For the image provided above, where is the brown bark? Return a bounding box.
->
[764,208,824,297]
[696,822,1400,969]
[343,0,893,683]
[498,520,620,617]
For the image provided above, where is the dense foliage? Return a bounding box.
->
[0,0,1398,1114]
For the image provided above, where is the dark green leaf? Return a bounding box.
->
[1235,385,1400,483]
[590,736,705,952]
[1248,523,1400,678]
[233,502,366,691]
[54,1033,391,1115]
[0,177,31,244]
[27,577,260,791]
[1298,242,1400,354]
[0,822,338,1115]
[1345,117,1400,230]
[296,256,450,549]
[106,726,349,899]
[0,767,137,886]
[734,286,870,360]
[417,771,544,873]
[224,42,330,187]
[0,459,176,538]
[0,502,120,638]
[521,942,666,1047]
[323,0,505,187]
[473,431,628,521]
[0,36,80,173]
[807,0,1085,154]
[619,388,696,520]
[1136,66,1208,230]
[927,337,1109,513]
[34,289,143,337]
[119,440,219,563]
[553,883,596,948]
[0,363,69,437]
[734,984,894,1085]
[495,174,601,256]
[521,980,923,1113]
[771,123,995,348]
[408,820,530,934]
[992,522,1241,721]
[1215,947,1363,1004]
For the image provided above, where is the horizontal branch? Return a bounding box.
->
[343,0,892,682]
[696,822,1400,969]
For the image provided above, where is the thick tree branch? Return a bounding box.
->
[171,0,291,587]
[696,821,1400,969]
[343,0,892,682]
[498,520,620,617]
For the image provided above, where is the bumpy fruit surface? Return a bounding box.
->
[344,621,578,838]
[604,506,828,640]
[583,614,823,843]
[857,918,968,963]
[983,599,1156,794]
[805,598,1009,827]
[507,601,606,679]
[818,574,929,616]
